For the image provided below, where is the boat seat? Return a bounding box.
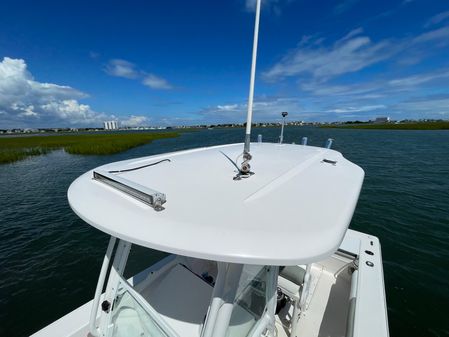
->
[278,265,306,300]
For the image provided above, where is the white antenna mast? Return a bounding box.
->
[238,0,261,178]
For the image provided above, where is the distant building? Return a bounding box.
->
[104,121,119,130]
[374,117,390,123]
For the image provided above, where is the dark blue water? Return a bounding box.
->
[0,127,448,337]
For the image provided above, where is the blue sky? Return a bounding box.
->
[1,0,449,128]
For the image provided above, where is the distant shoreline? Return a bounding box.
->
[321,121,449,130]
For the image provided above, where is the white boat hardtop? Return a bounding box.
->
[68,142,364,265]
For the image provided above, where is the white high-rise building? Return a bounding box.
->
[103,121,119,130]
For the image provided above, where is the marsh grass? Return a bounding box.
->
[322,121,449,130]
[0,132,179,164]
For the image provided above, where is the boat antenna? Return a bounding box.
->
[237,0,261,180]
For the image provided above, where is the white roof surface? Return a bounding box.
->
[68,143,364,265]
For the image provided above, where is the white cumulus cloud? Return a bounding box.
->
[120,115,149,127]
[142,74,172,90]
[217,104,239,111]
[0,57,153,128]
[105,59,173,90]
[105,59,139,79]
[0,57,109,128]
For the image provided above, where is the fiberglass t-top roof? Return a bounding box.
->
[68,143,364,265]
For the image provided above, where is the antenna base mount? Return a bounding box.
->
[234,151,254,180]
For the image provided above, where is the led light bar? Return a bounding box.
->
[93,170,166,211]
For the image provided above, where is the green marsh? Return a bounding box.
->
[0,132,179,164]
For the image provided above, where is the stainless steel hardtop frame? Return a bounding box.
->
[86,230,389,337]
[90,237,281,337]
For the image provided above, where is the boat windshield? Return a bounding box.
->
[108,276,178,337]
[226,265,272,337]
[93,238,276,337]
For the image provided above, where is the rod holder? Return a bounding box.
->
[301,137,308,145]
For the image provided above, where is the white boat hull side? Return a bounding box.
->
[30,298,93,337]
[341,230,390,337]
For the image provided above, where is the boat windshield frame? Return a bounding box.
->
[106,273,180,337]
[90,236,279,337]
